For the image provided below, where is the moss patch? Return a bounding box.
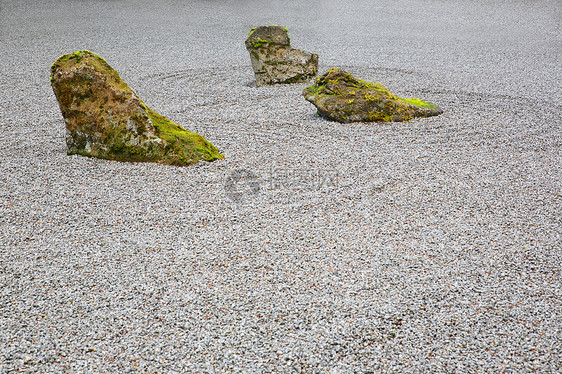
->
[146,108,223,164]
[397,97,440,110]
[250,38,270,49]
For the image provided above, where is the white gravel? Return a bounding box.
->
[1,0,561,372]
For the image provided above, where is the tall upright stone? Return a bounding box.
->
[50,50,223,165]
[245,26,318,86]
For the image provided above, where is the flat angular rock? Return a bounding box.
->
[303,68,443,123]
[245,25,318,86]
[50,50,223,165]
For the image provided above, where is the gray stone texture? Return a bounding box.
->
[303,68,443,123]
[245,25,318,86]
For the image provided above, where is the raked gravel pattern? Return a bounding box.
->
[1,0,561,372]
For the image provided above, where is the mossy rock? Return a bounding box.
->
[50,50,223,166]
[303,68,443,123]
[245,26,318,86]
[246,25,290,49]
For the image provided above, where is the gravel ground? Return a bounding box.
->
[1,0,561,372]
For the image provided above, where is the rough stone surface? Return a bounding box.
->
[303,67,443,123]
[245,25,318,86]
[50,50,223,165]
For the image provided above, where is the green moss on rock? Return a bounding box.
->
[146,109,222,164]
[245,26,317,86]
[303,68,443,123]
[50,50,223,166]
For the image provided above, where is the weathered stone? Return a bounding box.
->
[50,50,223,165]
[245,25,318,86]
[303,68,443,123]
